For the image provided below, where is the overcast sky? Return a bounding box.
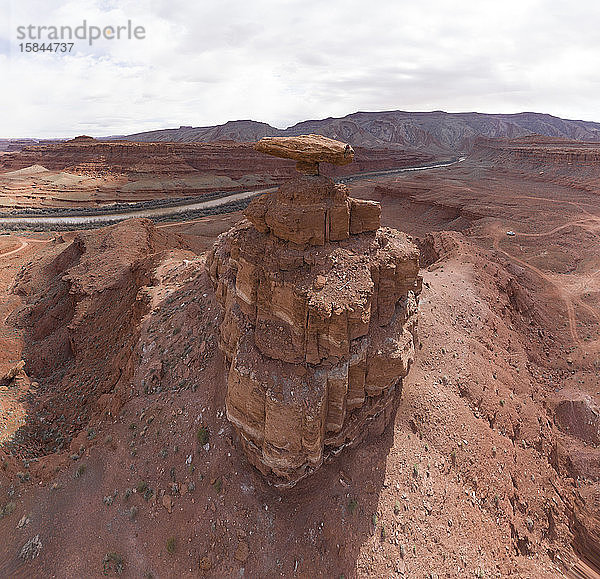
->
[1,0,599,138]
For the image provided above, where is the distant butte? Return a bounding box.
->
[67,135,97,143]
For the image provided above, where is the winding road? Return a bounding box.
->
[0,238,28,258]
[491,208,600,354]
[0,158,462,229]
[0,236,51,259]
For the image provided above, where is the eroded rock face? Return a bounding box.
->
[244,175,379,246]
[207,139,421,486]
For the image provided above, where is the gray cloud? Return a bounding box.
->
[1,0,600,137]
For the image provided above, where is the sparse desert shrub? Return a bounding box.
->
[166,536,176,554]
[0,501,16,518]
[19,535,42,561]
[197,426,209,446]
[103,552,124,575]
[74,464,86,478]
[103,491,118,506]
[347,498,358,515]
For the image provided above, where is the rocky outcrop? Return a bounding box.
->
[67,135,97,143]
[0,360,26,384]
[0,140,434,183]
[10,218,187,456]
[554,394,600,446]
[471,136,600,169]
[254,134,354,174]
[0,141,298,180]
[207,136,421,486]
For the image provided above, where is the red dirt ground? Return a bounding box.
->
[0,138,599,578]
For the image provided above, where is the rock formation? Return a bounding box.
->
[254,134,354,175]
[10,219,188,456]
[67,135,97,143]
[0,141,298,179]
[0,360,26,384]
[207,135,422,486]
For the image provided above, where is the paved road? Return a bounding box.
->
[0,158,462,229]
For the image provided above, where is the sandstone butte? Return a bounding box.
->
[207,135,422,486]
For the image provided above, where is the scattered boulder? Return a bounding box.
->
[555,393,600,446]
[162,494,173,514]
[1,360,25,384]
[234,540,249,563]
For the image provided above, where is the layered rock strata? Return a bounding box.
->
[207,136,421,486]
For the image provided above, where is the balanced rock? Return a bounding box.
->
[254,134,354,175]
[207,136,421,486]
